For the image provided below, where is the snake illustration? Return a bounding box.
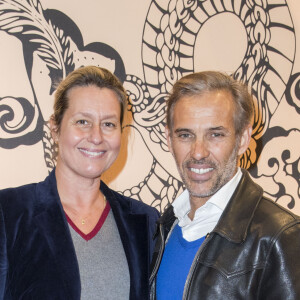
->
[125,0,297,210]
[0,0,298,211]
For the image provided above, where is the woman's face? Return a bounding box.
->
[52,85,122,181]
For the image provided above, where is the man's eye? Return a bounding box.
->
[211,132,224,138]
[178,133,192,139]
[103,122,116,128]
[76,120,89,125]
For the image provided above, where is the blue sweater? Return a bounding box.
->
[156,224,206,299]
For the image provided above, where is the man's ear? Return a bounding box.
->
[165,126,174,155]
[49,116,59,143]
[238,124,252,156]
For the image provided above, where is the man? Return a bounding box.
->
[149,71,300,299]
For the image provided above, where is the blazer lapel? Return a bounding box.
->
[33,171,81,300]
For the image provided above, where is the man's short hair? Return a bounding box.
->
[166,71,254,135]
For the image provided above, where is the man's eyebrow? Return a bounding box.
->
[209,126,226,130]
[174,128,193,134]
[209,126,231,134]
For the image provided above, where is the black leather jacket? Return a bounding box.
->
[150,169,300,299]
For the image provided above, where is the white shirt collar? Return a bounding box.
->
[172,168,243,241]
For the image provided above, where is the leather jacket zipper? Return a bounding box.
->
[150,224,165,285]
[150,221,178,284]
[150,221,178,299]
[182,233,212,300]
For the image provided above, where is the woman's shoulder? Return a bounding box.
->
[0,172,53,209]
[115,190,159,215]
[126,195,159,215]
[0,183,40,221]
[0,182,38,201]
[0,171,55,203]
[0,173,58,223]
[101,181,160,217]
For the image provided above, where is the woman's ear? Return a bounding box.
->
[238,124,252,156]
[49,116,59,143]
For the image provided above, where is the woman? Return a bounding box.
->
[0,66,159,299]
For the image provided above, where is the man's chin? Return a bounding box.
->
[186,184,216,200]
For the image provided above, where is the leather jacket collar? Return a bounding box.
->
[213,169,263,243]
[155,169,263,243]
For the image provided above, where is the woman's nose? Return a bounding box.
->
[88,126,103,144]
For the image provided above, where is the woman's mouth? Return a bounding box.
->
[79,148,105,157]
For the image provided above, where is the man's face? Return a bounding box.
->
[166,90,251,205]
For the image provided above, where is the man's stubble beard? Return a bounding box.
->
[176,140,241,200]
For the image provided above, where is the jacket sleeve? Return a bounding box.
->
[259,221,300,299]
[0,203,8,299]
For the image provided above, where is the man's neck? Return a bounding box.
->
[188,196,210,220]
[187,168,243,221]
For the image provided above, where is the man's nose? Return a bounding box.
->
[191,139,209,160]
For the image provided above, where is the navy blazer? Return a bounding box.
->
[0,170,159,300]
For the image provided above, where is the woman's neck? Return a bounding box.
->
[55,165,102,210]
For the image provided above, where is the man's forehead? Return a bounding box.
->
[176,90,233,103]
[171,91,235,131]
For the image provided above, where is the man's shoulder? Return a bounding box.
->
[156,205,176,232]
[238,169,299,227]
[253,195,300,233]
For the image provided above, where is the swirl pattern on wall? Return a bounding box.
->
[141,0,295,169]
[0,96,43,148]
[0,0,298,212]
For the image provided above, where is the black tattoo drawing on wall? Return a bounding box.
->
[0,0,299,212]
